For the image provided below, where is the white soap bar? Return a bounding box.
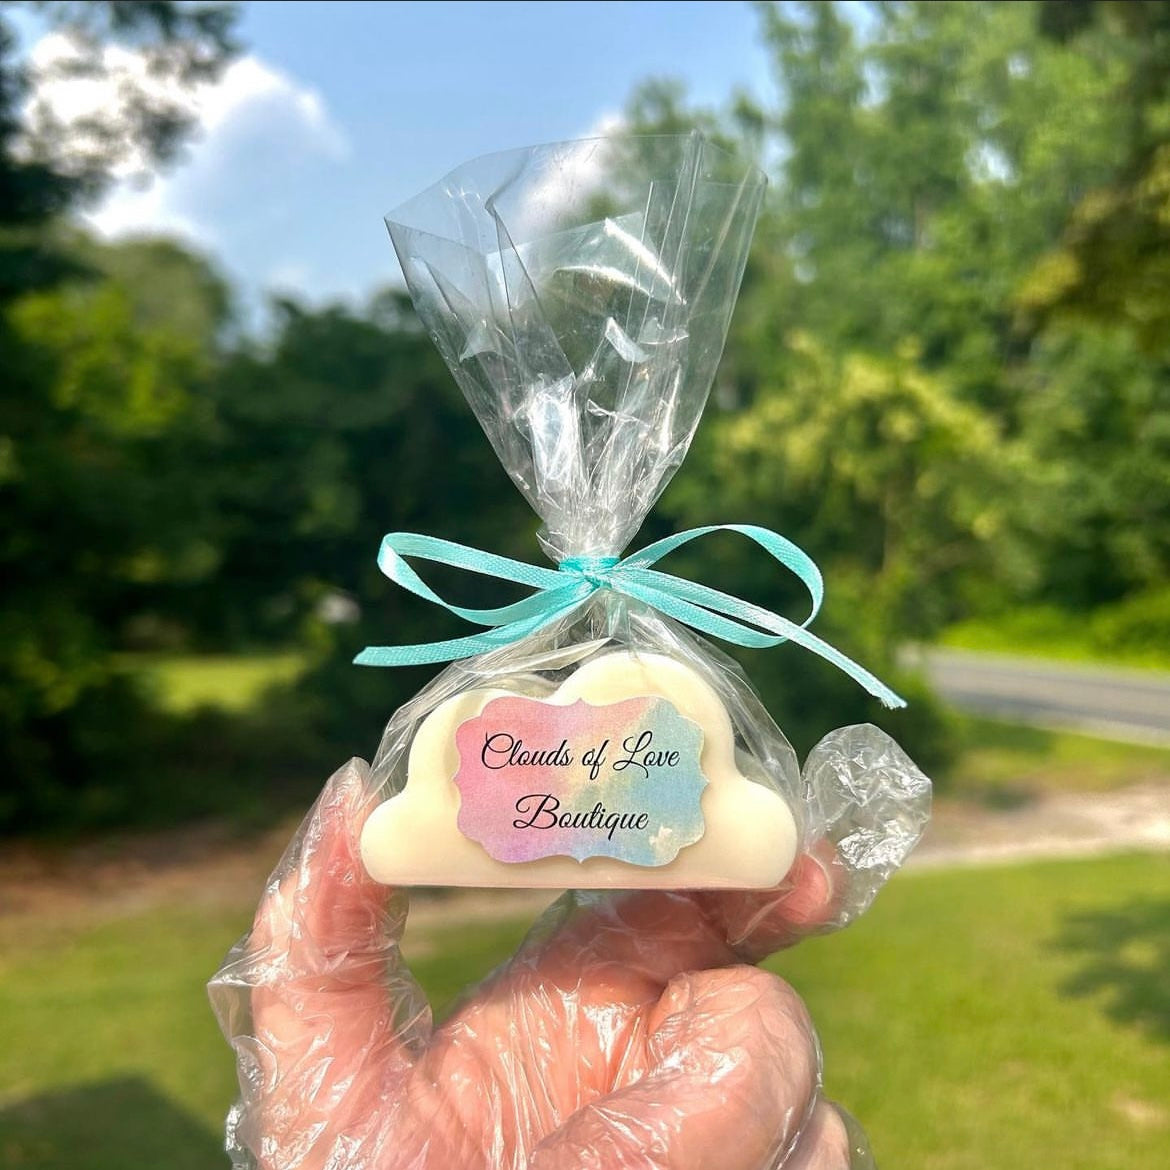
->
[360,651,798,889]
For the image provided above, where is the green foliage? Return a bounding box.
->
[640,1,1170,762]
[947,713,1170,798]
[0,238,230,826]
[0,2,243,827]
[0,1,237,296]
[1024,1,1170,350]
[1012,322,1170,605]
[944,590,1170,673]
[197,293,532,648]
[732,0,1164,602]
[668,334,1029,639]
[1092,586,1170,658]
[0,272,538,829]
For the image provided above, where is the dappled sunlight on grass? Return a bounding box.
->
[944,714,1170,801]
[122,651,311,714]
[1053,895,1170,1042]
[773,853,1170,1170]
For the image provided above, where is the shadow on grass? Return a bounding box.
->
[0,1076,226,1170]
[962,782,1040,811]
[1052,896,1170,1043]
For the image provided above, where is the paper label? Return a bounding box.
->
[453,694,707,866]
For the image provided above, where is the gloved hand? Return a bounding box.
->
[209,728,928,1170]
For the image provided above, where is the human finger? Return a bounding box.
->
[529,965,821,1170]
[208,759,427,1169]
[512,843,843,999]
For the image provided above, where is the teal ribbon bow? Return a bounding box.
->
[355,524,906,709]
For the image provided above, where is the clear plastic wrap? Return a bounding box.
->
[208,133,933,1168]
[384,134,765,562]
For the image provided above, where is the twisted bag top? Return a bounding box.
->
[359,133,903,708]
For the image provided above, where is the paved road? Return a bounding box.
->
[913,648,1170,745]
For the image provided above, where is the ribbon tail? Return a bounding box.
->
[782,625,907,709]
[355,592,590,667]
[354,630,517,666]
[620,575,907,710]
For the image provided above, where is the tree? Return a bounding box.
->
[0,1,236,295]
[0,2,238,828]
[629,2,1170,755]
[1021,1,1170,351]
[748,0,1129,402]
[0,232,232,823]
[200,292,535,649]
[703,1,1166,616]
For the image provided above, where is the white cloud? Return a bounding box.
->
[22,32,349,247]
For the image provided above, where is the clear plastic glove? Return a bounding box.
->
[209,728,929,1170]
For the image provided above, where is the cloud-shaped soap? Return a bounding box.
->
[360,651,798,889]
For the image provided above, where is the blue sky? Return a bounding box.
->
[39,1,781,318]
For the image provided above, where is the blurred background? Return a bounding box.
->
[1,1,1168,1167]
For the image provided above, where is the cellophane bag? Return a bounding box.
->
[209,132,932,1170]
[353,132,929,893]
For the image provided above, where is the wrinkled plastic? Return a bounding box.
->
[386,132,765,562]
[210,741,928,1169]
[209,134,934,1167]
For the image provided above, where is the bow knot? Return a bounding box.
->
[355,525,905,709]
[559,555,620,589]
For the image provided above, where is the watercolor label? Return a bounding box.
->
[453,694,708,866]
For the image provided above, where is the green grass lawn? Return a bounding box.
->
[1,852,1167,1170]
[947,714,1170,800]
[119,651,310,714]
[940,611,1170,674]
